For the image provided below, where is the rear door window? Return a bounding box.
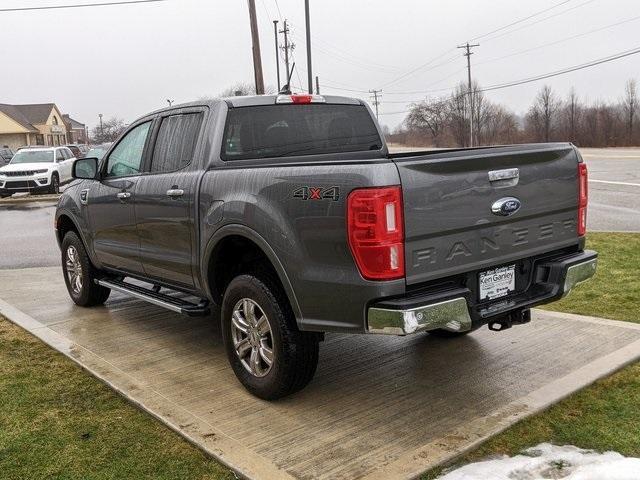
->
[221,104,382,160]
[150,113,203,173]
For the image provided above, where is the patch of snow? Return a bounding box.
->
[437,443,640,480]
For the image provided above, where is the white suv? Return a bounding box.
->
[0,146,76,198]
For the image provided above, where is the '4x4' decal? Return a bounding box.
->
[293,186,340,201]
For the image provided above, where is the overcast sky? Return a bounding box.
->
[1,0,638,131]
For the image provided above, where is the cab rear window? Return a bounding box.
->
[221,104,382,160]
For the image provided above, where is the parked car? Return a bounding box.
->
[0,147,13,165]
[0,146,75,197]
[85,143,112,160]
[55,95,597,399]
[66,144,88,159]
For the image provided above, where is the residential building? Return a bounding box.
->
[0,103,73,150]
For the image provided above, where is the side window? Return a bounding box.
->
[62,148,71,159]
[150,113,203,173]
[56,149,65,162]
[105,122,151,178]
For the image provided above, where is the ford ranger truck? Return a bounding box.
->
[55,94,597,399]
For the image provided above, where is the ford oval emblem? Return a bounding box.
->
[491,197,521,216]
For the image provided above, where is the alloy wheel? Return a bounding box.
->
[65,245,83,295]
[230,298,274,377]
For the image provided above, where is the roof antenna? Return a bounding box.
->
[279,62,295,95]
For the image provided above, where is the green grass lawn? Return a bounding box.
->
[539,232,640,323]
[0,318,233,480]
[1,233,637,479]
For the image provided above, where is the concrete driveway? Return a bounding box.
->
[1,267,639,479]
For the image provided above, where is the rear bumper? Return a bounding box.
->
[367,249,597,335]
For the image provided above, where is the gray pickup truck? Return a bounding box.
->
[55,94,597,399]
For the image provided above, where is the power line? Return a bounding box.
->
[0,0,164,12]
[379,12,640,97]
[377,45,640,115]
[272,0,283,21]
[475,14,640,67]
[481,46,640,92]
[376,0,588,90]
[480,0,599,44]
[288,27,402,72]
[377,50,460,89]
[468,0,574,42]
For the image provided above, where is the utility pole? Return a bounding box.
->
[167,99,174,106]
[369,89,382,121]
[247,0,265,94]
[304,0,313,94]
[315,75,320,95]
[273,20,281,91]
[280,20,294,90]
[98,113,103,137]
[457,42,479,147]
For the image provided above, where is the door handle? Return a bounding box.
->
[166,189,184,198]
[116,192,131,200]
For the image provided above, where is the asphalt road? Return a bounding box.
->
[0,148,638,270]
[579,148,640,232]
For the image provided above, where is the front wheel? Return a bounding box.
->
[221,274,319,400]
[48,173,60,194]
[61,231,110,306]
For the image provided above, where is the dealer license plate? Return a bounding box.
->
[479,265,516,301]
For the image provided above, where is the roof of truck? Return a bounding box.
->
[147,94,363,115]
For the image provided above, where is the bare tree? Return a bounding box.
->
[198,82,278,101]
[482,104,519,145]
[387,78,639,148]
[471,84,492,145]
[526,85,560,142]
[448,83,470,147]
[622,79,638,145]
[90,117,126,144]
[561,88,582,144]
[406,97,449,147]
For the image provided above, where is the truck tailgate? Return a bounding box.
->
[392,144,581,286]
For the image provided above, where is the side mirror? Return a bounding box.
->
[72,157,100,180]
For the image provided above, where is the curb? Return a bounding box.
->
[0,195,60,205]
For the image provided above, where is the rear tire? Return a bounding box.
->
[221,273,319,400]
[61,231,110,307]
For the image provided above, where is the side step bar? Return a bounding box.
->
[97,278,210,317]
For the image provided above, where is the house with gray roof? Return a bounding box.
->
[0,103,72,150]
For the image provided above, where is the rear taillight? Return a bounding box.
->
[347,186,404,280]
[578,162,588,236]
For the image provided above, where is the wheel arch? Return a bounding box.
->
[55,210,95,263]
[202,224,303,326]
